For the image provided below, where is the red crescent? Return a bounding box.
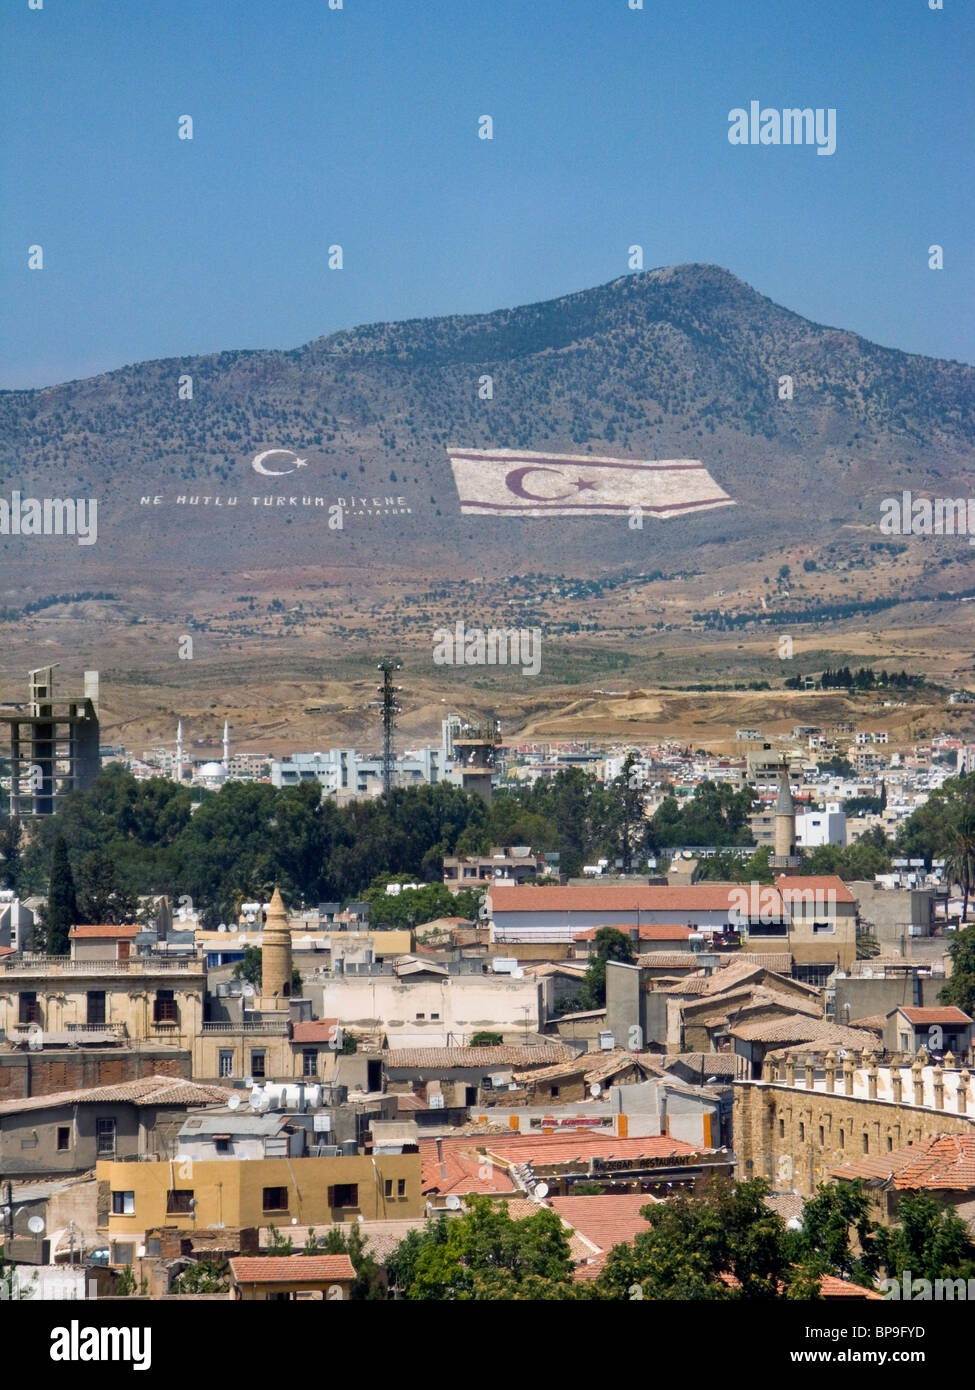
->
[505,466,576,501]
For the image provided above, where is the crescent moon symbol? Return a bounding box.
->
[505,466,577,502]
[252,449,307,477]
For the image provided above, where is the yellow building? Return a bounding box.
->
[0,954,205,1050]
[96,1152,423,1264]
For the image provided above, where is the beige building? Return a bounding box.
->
[0,952,205,1051]
[734,1049,975,1196]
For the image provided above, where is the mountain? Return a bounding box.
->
[2,262,974,606]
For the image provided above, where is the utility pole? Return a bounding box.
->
[375,660,402,794]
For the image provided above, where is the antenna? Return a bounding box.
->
[373,658,403,793]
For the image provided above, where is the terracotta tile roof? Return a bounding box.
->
[0,1075,233,1115]
[230,1255,355,1284]
[548,1193,658,1253]
[894,1006,972,1026]
[383,1045,575,1068]
[418,1136,519,1197]
[483,1132,709,1167]
[775,874,856,904]
[819,1275,882,1299]
[849,1015,886,1033]
[636,952,708,970]
[395,1093,427,1111]
[658,976,712,994]
[513,1050,656,1086]
[833,1135,975,1191]
[574,924,693,942]
[730,1017,879,1047]
[764,1192,806,1224]
[733,953,794,970]
[69,924,139,938]
[291,1018,341,1043]
[661,1053,740,1078]
[488,884,752,913]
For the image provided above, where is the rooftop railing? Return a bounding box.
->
[0,955,204,976]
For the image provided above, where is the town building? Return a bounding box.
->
[96,1150,424,1266]
[734,1051,975,1196]
[0,1076,232,1177]
[229,1253,356,1300]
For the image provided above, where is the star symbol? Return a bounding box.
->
[295,458,308,469]
[574,478,598,492]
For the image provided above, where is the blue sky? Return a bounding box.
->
[1,0,972,388]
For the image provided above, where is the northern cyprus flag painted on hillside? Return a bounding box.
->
[447,448,735,518]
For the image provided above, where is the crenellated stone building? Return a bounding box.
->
[734,1047,975,1196]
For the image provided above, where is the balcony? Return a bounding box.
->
[201,1021,290,1035]
[0,955,204,977]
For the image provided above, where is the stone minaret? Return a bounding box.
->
[175,720,183,784]
[770,766,801,870]
[223,720,230,773]
[261,886,292,1005]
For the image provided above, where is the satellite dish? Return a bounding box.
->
[445,1195,462,1211]
[533,1182,550,1199]
[226,1094,241,1110]
[218,924,227,933]
[589,1083,602,1097]
[27,1216,45,1234]
[242,984,255,998]
[291,1217,298,1226]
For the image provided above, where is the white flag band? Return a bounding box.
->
[447,448,735,518]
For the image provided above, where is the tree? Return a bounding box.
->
[574,927,635,1010]
[115,1264,148,1296]
[469,1031,503,1046]
[75,849,138,924]
[314,1223,384,1299]
[43,836,78,954]
[939,924,975,1016]
[267,1225,293,1255]
[782,1181,883,1287]
[596,1178,788,1300]
[0,814,23,891]
[170,1259,228,1294]
[879,1191,975,1282]
[393,1197,577,1300]
[611,753,649,874]
[944,806,975,924]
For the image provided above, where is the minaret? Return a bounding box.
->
[223,720,230,773]
[770,766,802,870]
[175,721,183,784]
[261,886,293,1006]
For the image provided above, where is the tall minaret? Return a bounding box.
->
[175,721,183,784]
[223,720,230,773]
[261,886,293,1006]
[770,765,802,870]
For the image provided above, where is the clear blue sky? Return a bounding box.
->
[2,0,972,389]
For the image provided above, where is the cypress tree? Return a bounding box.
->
[45,836,78,955]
